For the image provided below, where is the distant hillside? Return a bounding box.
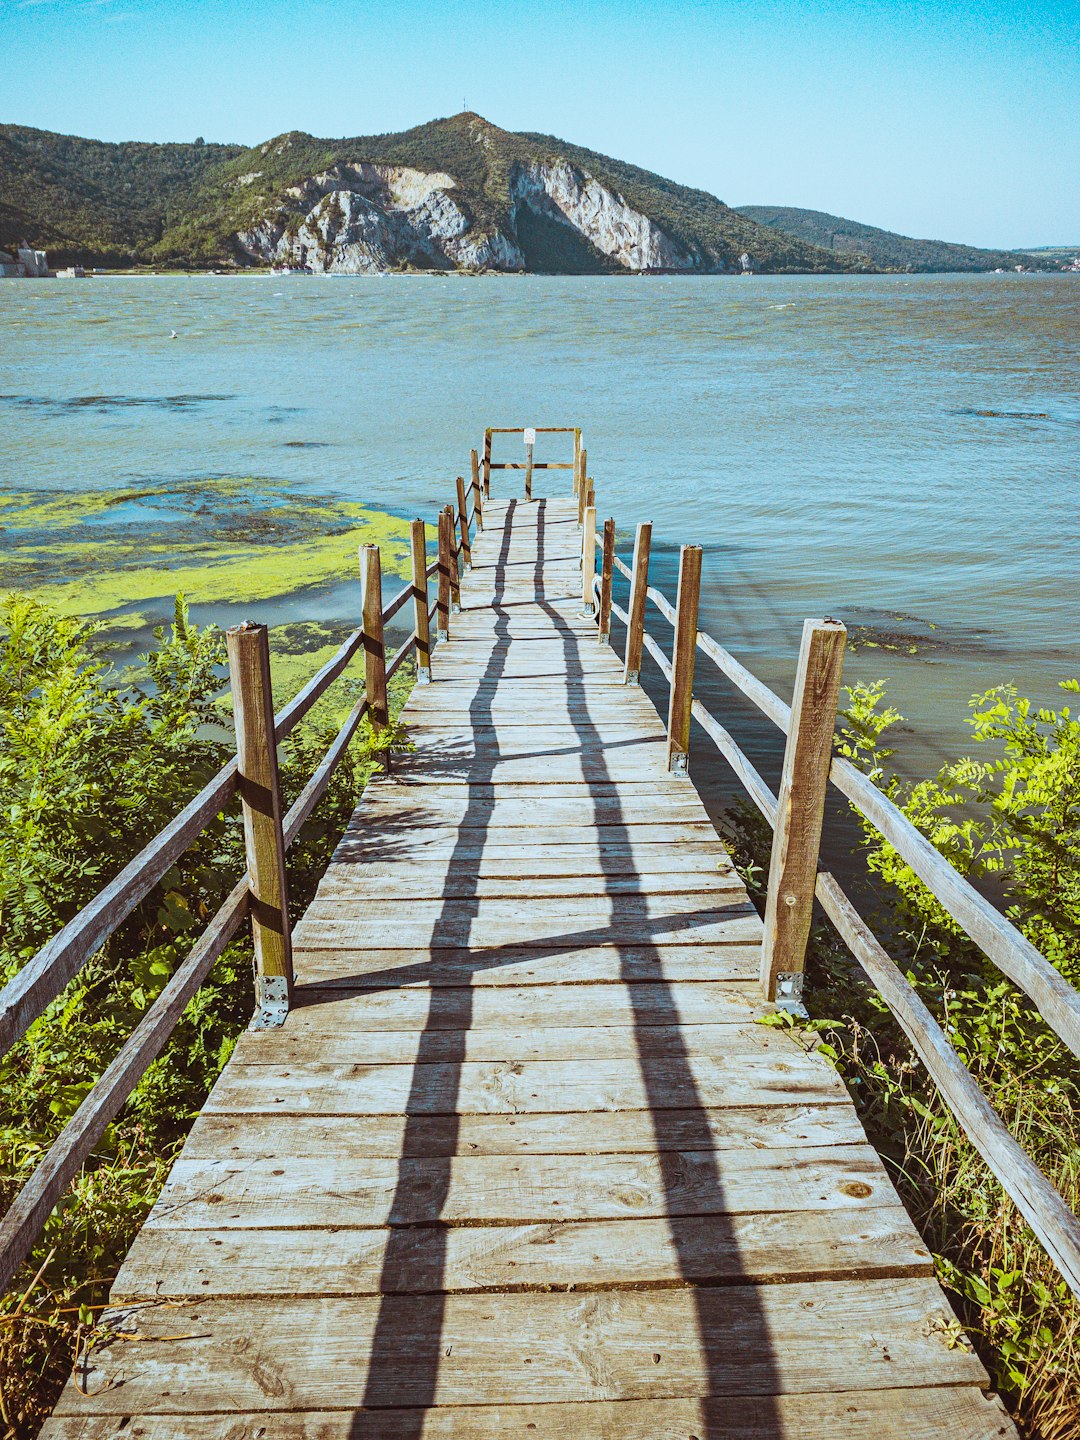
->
[0,115,863,275]
[735,205,1060,273]
[0,125,242,265]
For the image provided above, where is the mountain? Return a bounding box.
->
[0,114,864,275]
[734,205,1059,272]
[0,125,242,265]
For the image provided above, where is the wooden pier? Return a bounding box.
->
[37,491,1018,1438]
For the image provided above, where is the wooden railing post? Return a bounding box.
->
[623,521,652,684]
[524,440,534,501]
[436,508,451,642]
[577,446,587,500]
[455,474,472,571]
[581,505,597,614]
[445,503,461,613]
[227,622,292,1029]
[761,619,847,1010]
[598,517,615,644]
[470,448,484,532]
[573,429,582,496]
[411,518,432,683]
[666,546,702,776]
[360,543,389,736]
[577,469,590,527]
[482,429,492,497]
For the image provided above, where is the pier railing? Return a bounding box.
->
[567,460,1080,1299]
[0,465,488,1293]
[3,429,1078,1308]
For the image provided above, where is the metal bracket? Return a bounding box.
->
[668,752,689,777]
[436,629,449,644]
[624,669,640,685]
[451,602,461,614]
[250,973,289,1030]
[416,665,432,684]
[581,603,595,617]
[598,633,610,647]
[773,971,808,1018]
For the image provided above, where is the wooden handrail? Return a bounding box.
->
[604,540,1080,1059]
[816,872,1080,1298]
[599,518,1080,1298]
[0,477,469,1289]
[0,760,237,1060]
[0,877,250,1292]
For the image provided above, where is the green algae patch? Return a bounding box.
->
[0,490,140,530]
[0,479,413,625]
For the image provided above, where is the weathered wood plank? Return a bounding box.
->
[292,900,762,950]
[114,1206,931,1299]
[40,1387,1018,1440]
[292,942,763,987]
[182,1103,871,1160]
[234,1020,788,1065]
[315,869,744,898]
[143,1144,895,1229]
[56,1281,987,1412]
[264,980,765,1031]
[202,1052,847,1116]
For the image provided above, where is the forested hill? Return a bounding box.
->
[0,125,242,265]
[0,114,860,274]
[735,205,1053,272]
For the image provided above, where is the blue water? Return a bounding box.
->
[2,271,1078,782]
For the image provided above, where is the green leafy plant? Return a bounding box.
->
[0,592,402,1437]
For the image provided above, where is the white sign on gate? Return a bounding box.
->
[523,427,536,446]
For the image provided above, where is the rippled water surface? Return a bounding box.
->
[2,272,1077,781]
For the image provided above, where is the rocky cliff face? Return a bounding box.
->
[237,162,522,273]
[234,156,709,274]
[509,160,704,272]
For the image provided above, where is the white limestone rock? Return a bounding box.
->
[509,160,699,272]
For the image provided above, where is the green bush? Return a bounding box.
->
[0,593,396,1436]
[775,679,1079,1438]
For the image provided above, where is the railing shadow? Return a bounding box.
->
[343,495,779,1432]
[533,503,781,1435]
[348,499,518,1436]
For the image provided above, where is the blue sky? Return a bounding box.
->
[2,0,1077,246]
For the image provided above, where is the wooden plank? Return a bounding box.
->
[202,1053,847,1117]
[315,869,745,898]
[143,1144,895,1229]
[40,1388,1018,1439]
[293,943,763,987]
[180,1102,873,1160]
[331,839,730,866]
[234,1020,790,1066]
[55,1280,987,1412]
[292,898,762,950]
[113,1206,932,1299]
[270,980,765,1032]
